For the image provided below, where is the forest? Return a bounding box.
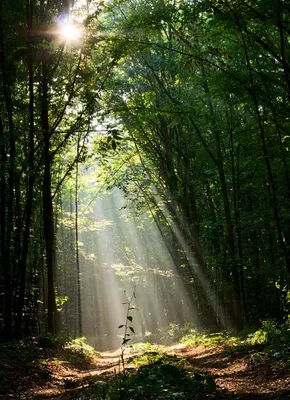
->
[0,0,290,399]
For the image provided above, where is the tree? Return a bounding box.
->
[97,0,290,327]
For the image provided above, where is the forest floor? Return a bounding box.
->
[1,338,290,399]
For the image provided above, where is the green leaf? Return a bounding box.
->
[118,325,124,328]
[129,326,135,333]
[127,316,133,322]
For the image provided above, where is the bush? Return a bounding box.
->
[64,337,97,360]
[88,353,217,399]
[37,333,69,349]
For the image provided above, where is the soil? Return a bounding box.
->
[1,343,290,399]
[176,343,290,399]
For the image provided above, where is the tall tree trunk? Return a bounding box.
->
[15,0,35,337]
[229,0,290,276]
[0,2,14,338]
[215,139,243,328]
[0,119,6,334]
[229,127,249,324]
[75,135,82,337]
[42,56,58,333]
[191,79,243,328]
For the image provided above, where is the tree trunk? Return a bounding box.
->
[230,0,290,276]
[0,119,7,335]
[195,79,243,328]
[15,0,35,337]
[75,135,82,337]
[42,56,58,334]
[0,2,14,338]
[229,127,249,324]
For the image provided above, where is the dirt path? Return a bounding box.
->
[8,344,290,399]
[24,350,122,399]
[174,344,290,399]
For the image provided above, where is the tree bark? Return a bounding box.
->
[0,1,14,338]
[75,134,82,337]
[42,55,58,333]
[15,0,35,337]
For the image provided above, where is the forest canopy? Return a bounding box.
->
[0,0,289,343]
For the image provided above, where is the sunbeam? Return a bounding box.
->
[58,186,205,350]
[151,192,232,331]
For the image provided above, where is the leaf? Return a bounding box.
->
[127,316,133,322]
[118,325,124,328]
[129,326,135,333]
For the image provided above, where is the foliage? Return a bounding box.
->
[181,331,236,348]
[175,319,290,370]
[89,353,217,400]
[133,350,165,367]
[0,0,123,338]
[37,333,69,349]
[63,337,97,360]
[37,333,97,363]
[118,287,137,396]
[131,342,163,352]
[96,0,290,332]
[179,319,290,351]
[245,320,290,351]
[0,335,99,395]
[1,0,290,347]
[0,337,40,360]
[0,338,47,395]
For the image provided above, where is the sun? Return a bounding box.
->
[59,21,82,42]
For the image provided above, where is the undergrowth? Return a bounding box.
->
[87,352,217,400]
[1,319,289,398]
[38,333,97,359]
[0,334,98,395]
[63,336,97,362]
[177,319,290,370]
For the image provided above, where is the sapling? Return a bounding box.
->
[118,287,137,394]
